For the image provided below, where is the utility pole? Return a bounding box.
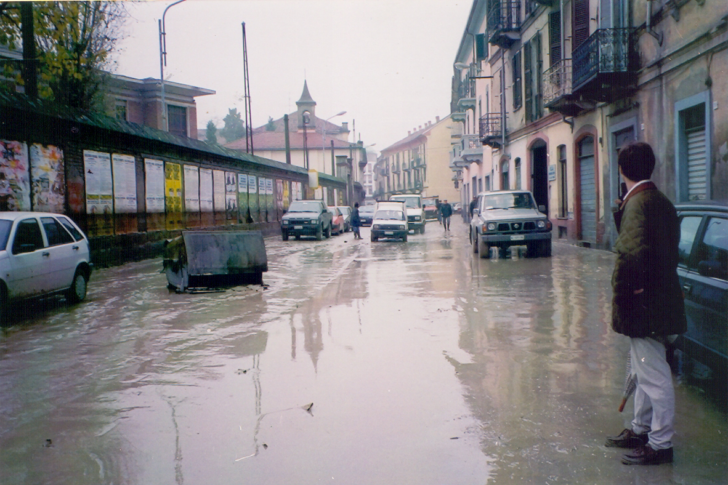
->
[20,3,38,99]
[241,22,254,154]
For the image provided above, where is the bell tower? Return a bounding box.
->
[296,80,317,129]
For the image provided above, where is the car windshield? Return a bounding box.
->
[391,198,420,208]
[375,210,404,221]
[339,207,351,216]
[288,201,321,212]
[360,206,376,214]
[0,219,12,250]
[327,208,339,215]
[482,193,534,210]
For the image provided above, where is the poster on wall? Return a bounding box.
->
[112,153,137,213]
[30,144,65,213]
[83,150,113,215]
[213,169,225,212]
[266,178,275,220]
[237,174,249,223]
[199,168,213,212]
[282,180,290,211]
[0,140,31,211]
[225,171,237,219]
[184,165,200,212]
[248,174,258,222]
[259,177,267,221]
[276,179,284,215]
[145,159,165,213]
[165,162,183,230]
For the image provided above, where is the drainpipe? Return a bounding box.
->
[646,0,663,45]
[501,52,506,148]
[284,114,291,164]
[560,0,565,62]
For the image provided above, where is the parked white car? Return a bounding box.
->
[0,212,91,320]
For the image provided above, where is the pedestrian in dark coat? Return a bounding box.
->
[440,200,453,231]
[605,141,686,466]
[469,196,478,221]
[351,203,362,239]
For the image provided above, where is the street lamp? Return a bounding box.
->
[159,0,186,132]
[302,110,311,170]
[322,111,346,176]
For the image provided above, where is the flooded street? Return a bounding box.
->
[1,219,727,484]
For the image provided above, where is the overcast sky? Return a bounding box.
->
[114,0,472,152]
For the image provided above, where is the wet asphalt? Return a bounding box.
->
[1,218,727,484]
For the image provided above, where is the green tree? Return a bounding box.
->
[265,116,276,131]
[0,2,128,110]
[206,120,218,144]
[220,108,246,142]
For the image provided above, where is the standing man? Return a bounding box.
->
[440,199,453,232]
[468,196,478,222]
[605,142,686,466]
[351,202,362,240]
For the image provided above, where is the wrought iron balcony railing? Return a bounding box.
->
[572,28,636,98]
[479,113,502,147]
[543,59,572,107]
[487,0,521,47]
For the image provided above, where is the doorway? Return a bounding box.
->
[530,143,548,213]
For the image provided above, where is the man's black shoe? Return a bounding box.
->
[622,445,673,465]
[605,429,648,448]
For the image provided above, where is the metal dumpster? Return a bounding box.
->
[163,230,268,292]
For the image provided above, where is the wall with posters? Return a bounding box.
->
[0,92,346,266]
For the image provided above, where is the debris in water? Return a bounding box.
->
[45,439,53,447]
[450,437,459,440]
[236,369,249,375]
[302,402,314,415]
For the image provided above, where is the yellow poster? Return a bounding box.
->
[165,162,183,230]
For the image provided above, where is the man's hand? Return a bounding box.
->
[634,288,644,295]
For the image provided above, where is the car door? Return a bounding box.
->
[6,217,51,298]
[40,216,79,292]
[678,212,728,372]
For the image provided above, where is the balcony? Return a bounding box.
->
[543,59,595,117]
[451,111,466,123]
[392,164,400,174]
[414,180,423,191]
[487,0,521,48]
[479,113,502,148]
[572,29,637,103]
[460,133,483,164]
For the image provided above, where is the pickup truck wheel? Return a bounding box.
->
[371,234,378,242]
[66,268,88,303]
[526,242,539,258]
[282,232,289,241]
[538,239,552,257]
[421,224,425,234]
[325,224,332,238]
[403,234,408,242]
[478,237,489,259]
[472,231,479,253]
[295,234,301,240]
[316,224,324,241]
[0,285,7,324]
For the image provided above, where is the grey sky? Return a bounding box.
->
[115,0,472,151]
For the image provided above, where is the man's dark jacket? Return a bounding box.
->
[440,203,453,218]
[611,182,687,338]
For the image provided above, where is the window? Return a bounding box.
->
[678,216,702,267]
[168,105,187,137]
[549,12,562,67]
[558,145,568,217]
[476,33,487,61]
[512,51,522,111]
[524,33,543,123]
[58,217,84,241]
[115,101,128,121]
[501,160,510,190]
[696,217,728,280]
[12,218,44,254]
[515,158,522,189]
[41,217,74,246]
[676,92,710,202]
[572,0,590,51]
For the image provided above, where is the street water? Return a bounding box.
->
[1,219,726,484]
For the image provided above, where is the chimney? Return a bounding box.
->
[341,122,349,132]
[436,116,440,122]
[408,131,411,135]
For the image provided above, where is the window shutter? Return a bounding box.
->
[535,32,543,119]
[476,33,487,61]
[524,41,533,122]
[573,0,590,51]
[549,12,562,66]
[512,51,522,110]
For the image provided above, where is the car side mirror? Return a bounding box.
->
[538,205,546,213]
[698,260,726,279]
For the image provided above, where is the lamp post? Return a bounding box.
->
[302,110,311,170]
[159,0,186,132]
[321,111,346,175]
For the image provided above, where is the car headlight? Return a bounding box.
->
[373,224,381,230]
[311,219,318,223]
[283,220,289,225]
[414,216,421,221]
[487,222,496,231]
[537,220,546,229]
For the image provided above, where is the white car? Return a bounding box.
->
[0,212,91,320]
[371,201,409,242]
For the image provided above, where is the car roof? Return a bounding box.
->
[675,201,728,212]
[0,211,68,221]
[478,190,532,197]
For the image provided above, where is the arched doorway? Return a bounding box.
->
[501,159,510,190]
[530,141,548,213]
[578,136,597,244]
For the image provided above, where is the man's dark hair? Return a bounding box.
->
[618,141,656,182]
[354,203,359,208]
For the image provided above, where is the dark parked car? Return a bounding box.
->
[281,200,332,241]
[674,202,727,376]
[359,205,376,226]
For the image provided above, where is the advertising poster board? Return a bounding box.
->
[213,169,225,212]
[0,140,31,211]
[83,150,114,236]
[276,179,284,218]
[145,159,165,213]
[30,143,65,213]
[225,171,237,220]
[237,174,249,223]
[248,174,259,222]
[266,178,275,221]
[259,177,267,222]
[199,168,213,212]
[183,165,200,212]
[165,162,183,230]
[112,153,137,213]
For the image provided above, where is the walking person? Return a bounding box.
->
[604,141,686,465]
[439,199,453,232]
[351,202,362,239]
[435,199,442,225]
[468,196,478,222]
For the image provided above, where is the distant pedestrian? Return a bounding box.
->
[604,141,686,466]
[351,202,362,239]
[435,199,442,225]
[469,196,478,221]
[440,199,453,232]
